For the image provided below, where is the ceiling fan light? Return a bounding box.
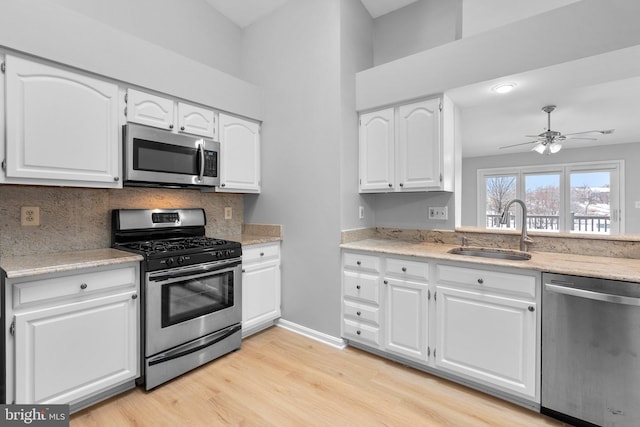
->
[532,143,546,154]
[549,142,562,154]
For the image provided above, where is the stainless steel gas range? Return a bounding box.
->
[112,208,242,390]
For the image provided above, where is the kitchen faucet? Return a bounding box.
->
[500,199,534,252]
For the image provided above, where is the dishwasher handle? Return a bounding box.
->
[545,283,640,306]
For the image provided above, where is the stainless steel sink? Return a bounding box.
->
[448,247,532,261]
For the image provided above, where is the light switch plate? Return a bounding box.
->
[224,207,232,220]
[428,207,448,220]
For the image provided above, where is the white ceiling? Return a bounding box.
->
[203,0,418,28]
[447,45,640,158]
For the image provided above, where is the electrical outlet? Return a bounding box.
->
[224,207,232,220]
[428,206,448,220]
[21,206,40,226]
[636,201,640,209]
[359,206,364,220]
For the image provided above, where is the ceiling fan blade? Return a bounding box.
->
[564,129,615,136]
[566,137,597,141]
[499,140,538,149]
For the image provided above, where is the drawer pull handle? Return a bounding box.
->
[80,283,88,290]
[356,311,361,316]
[528,306,535,312]
[477,278,484,284]
[260,252,264,256]
[356,285,361,290]
[132,294,138,300]
[402,267,407,272]
[383,280,388,285]
[356,261,361,266]
[356,330,361,335]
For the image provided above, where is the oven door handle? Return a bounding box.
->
[149,260,241,283]
[147,323,241,367]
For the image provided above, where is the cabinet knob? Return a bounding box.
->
[402,267,407,272]
[180,126,185,131]
[80,283,88,290]
[356,285,361,290]
[356,261,361,266]
[477,278,484,284]
[221,183,226,187]
[242,269,246,273]
[260,252,264,257]
[399,183,404,187]
[356,330,361,335]
[528,306,535,312]
[388,183,392,187]
[132,294,138,300]
[114,176,120,182]
[169,124,174,129]
[383,280,388,285]
[356,311,361,316]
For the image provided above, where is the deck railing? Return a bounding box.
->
[486,214,610,233]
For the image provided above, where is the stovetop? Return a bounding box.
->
[117,236,237,256]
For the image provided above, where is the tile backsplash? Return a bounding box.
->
[0,185,243,258]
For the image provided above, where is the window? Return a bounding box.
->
[477,161,623,234]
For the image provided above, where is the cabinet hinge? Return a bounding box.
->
[439,102,442,112]
[427,346,430,357]
[427,289,431,300]
[124,92,128,103]
[434,348,437,358]
[1,159,6,171]
[1,62,5,73]
[434,291,437,301]
[9,320,15,336]
[439,173,443,183]
[124,106,128,117]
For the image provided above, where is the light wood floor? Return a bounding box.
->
[71,327,565,427]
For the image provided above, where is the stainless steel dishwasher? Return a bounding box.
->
[542,273,640,427]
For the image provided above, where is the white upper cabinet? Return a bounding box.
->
[359,96,454,193]
[3,55,121,188]
[359,108,395,192]
[125,88,175,131]
[217,113,260,193]
[177,102,216,139]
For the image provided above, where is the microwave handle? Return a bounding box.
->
[197,140,205,182]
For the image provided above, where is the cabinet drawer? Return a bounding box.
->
[385,258,429,281]
[343,252,380,272]
[343,319,380,347]
[343,271,379,304]
[437,264,536,299]
[343,300,379,325]
[243,243,280,264]
[13,266,138,308]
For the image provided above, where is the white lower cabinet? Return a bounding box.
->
[341,250,540,405]
[4,263,140,410]
[242,242,281,337]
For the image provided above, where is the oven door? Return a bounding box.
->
[124,123,220,187]
[145,259,241,356]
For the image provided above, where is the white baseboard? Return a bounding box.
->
[276,319,347,350]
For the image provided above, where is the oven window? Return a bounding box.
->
[161,271,234,328]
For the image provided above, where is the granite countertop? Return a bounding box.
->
[341,238,640,283]
[223,223,283,246]
[1,248,144,279]
[223,234,282,246]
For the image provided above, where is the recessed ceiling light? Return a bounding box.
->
[492,83,517,94]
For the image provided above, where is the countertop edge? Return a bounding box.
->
[340,239,640,283]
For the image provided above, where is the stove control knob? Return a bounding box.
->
[177,256,185,265]
[166,258,174,266]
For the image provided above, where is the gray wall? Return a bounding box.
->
[461,142,640,233]
[372,0,462,66]
[242,0,366,337]
[50,0,243,77]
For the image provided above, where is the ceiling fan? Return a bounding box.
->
[499,105,615,155]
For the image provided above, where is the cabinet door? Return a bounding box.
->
[397,99,441,190]
[242,260,280,335]
[383,278,429,362]
[4,55,120,187]
[359,108,394,192]
[126,88,174,130]
[14,290,139,405]
[435,285,536,398]
[218,113,260,193]
[177,102,216,139]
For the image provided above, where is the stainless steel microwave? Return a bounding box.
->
[123,123,220,188]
